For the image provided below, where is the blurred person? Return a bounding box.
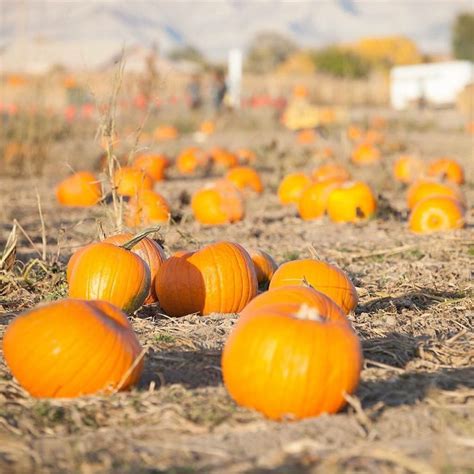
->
[211,68,227,113]
[186,74,202,109]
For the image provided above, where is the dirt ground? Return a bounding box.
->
[0,106,473,473]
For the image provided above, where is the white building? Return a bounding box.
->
[390,61,474,110]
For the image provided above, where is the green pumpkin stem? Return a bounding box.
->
[121,227,161,250]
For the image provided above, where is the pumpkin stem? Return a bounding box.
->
[295,303,323,322]
[121,226,161,250]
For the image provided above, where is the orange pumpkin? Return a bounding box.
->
[176,147,209,174]
[293,84,309,98]
[68,241,150,313]
[364,129,384,145]
[210,147,239,169]
[296,129,317,144]
[312,163,351,182]
[393,156,425,184]
[269,259,358,315]
[409,197,465,234]
[103,233,166,305]
[56,172,102,207]
[427,158,465,185]
[406,180,464,210]
[225,166,264,194]
[199,120,215,135]
[236,148,257,164]
[278,173,312,205]
[133,153,169,181]
[126,190,171,227]
[155,241,258,317]
[3,299,143,398]
[327,181,377,223]
[347,125,363,142]
[240,286,347,323]
[192,181,244,226]
[222,302,362,420]
[298,178,345,221]
[113,167,153,197]
[248,249,278,285]
[351,142,381,165]
[154,125,178,141]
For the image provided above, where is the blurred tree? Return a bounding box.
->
[452,13,474,61]
[312,47,371,79]
[168,45,207,65]
[353,36,422,66]
[246,31,298,74]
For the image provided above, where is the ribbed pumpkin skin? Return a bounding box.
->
[68,243,150,313]
[103,233,166,304]
[409,196,465,234]
[225,166,264,193]
[126,190,171,227]
[240,286,347,323]
[269,259,358,315]
[222,303,362,420]
[156,242,258,317]
[3,299,143,398]
[249,250,278,284]
[406,180,464,210]
[298,178,345,221]
[56,172,101,207]
[113,167,153,197]
[427,158,464,185]
[278,173,312,205]
[327,181,377,222]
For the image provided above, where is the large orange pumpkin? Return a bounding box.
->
[406,180,464,210]
[248,249,278,285]
[133,153,169,181]
[103,233,166,305]
[298,178,345,221]
[269,259,358,315]
[113,167,153,197]
[155,241,257,317]
[225,166,263,194]
[312,163,351,182]
[56,172,102,207]
[427,158,465,185]
[240,285,347,323]
[176,147,209,174]
[392,156,425,184]
[3,299,143,398]
[222,302,362,420]
[192,181,244,226]
[409,197,465,234]
[351,142,381,165]
[327,181,377,222]
[278,173,312,205]
[68,241,150,313]
[126,190,171,227]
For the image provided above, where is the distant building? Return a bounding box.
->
[390,61,474,110]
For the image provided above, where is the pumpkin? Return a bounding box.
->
[393,156,425,184]
[192,180,244,226]
[225,166,264,194]
[347,125,363,141]
[199,120,215,135]
[103,233,166,305]
[298,178,345,221]
[327,181,377,223]
[176,147,208,174]
[364,129,384,145]
[56,172,101,207]
[312,163,351,182]
[210,147,239,169]
[351,142,381,165]
[240,285,347,323]
[249,249,278,285]
[427,158,465,185]
[269,258,358,315]
[409,197,465,234]
[154,125,178,141]
[68,238,150,313]
[296,129,317,145]
[278,173,312,205]
[406,180,464,210]
[236,148,257,164]
[221,302,362,420]
[155,241,258,317]
[133,153,169,181]
[113,167,153,197]
[3,299,143,398]
[126,190,171,227]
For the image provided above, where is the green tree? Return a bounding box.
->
[452,13,474,61]
[312,47,371,79]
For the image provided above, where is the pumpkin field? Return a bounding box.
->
[0,83,473,473]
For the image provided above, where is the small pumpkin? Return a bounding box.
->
[427,158,465,185]
[199,120,215,135]
[113,167,153,197]
[68,237,151,313]
[192,180,244,226]
[56,172,101,207]
[222,302,362,420]
[393,156,425,184]
[225,166,264,194]
[236,148,257,164]
[248,249,278,285]
[327,181,377,223]
[298,178,345,221]
[312,163,351,182]
[3,299,143,398]
[409,196,465,234]
[296,129,317,145]
[154,125,178,141]
[347,125,363,141]
[133,153,169,181]
[351,142,381,165]
[126,190,171,227]
[406,180,464,210]
[210,147,239,169]
[176,146,209,174]
[103,233,166,304]
[278,173,312,205]
[156,241,258,317]
[269,258,358,315]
